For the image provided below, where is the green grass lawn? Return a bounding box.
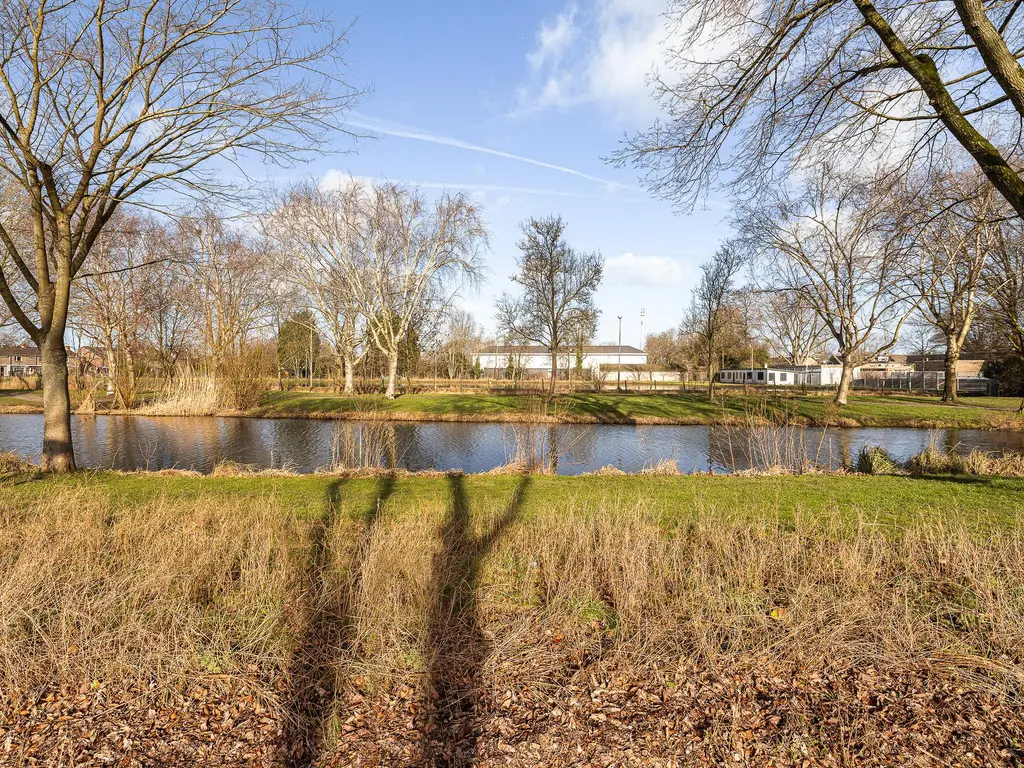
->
[252,390,1024,429]
[13,471,1023,532]
[0,389,42,408]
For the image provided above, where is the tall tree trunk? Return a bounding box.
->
[706,342,715,399]
[125,348,138,409]
[385,348,399,399]
[40,334,76,472]
[103,338,117,397]
[343,350,355,395]
[942,336,960,403]
[549,349,558,397]
[835,357,854,405]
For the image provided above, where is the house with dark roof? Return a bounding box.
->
[0,344,42,377]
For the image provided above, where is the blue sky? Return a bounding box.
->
[295,0,732,346]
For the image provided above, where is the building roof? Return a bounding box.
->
[479,344,646,355]
[599,363,671,371]
[0,344,39,357]
[767,356,820,367]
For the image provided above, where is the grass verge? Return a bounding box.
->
[2,472,1024,765]
[5,389,1023,430]
[250,391,1024,430]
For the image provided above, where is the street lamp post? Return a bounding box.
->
[617,315,623,392]
[640,308,645,351]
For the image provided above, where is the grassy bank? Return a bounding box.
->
[4,388,1022,430]
[250,391,1024,429]
[3,472,1024,765]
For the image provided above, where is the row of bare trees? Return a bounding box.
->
[618,1,1024,408]
[0,0,359,472]
[677,164,1024,406]
[265,181,486,398]
[62,184,489,405]
[0,0,488,470]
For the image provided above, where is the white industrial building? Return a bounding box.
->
[474,344,647,378]
[718,364,846,387]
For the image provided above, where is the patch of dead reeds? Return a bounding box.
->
[136,365,218,416]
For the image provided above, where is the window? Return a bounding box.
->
[757,371,765,381]
[768,372,775,382]
[14,356,21,362]
[780,373,788,382]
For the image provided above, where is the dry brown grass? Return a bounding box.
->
[0,452,34,481]
[346,499,1024,696]
[4,486,1023,695]
[0,488,307,693]
[3,481,1024,764]
[905,443,1024,477]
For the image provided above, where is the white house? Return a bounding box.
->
[718,367,801,386]
[718,364,846,387]
[474,344,647,378]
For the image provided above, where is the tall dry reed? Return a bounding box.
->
[137,364,218,416]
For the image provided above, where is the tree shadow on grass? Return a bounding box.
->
[278,474,396,768]
[420,474,531,767]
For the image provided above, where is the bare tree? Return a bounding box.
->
[179,211,273,383]
[145,258,194,383]
[73,215,158,408]
[646,329,689,370]
[568,308,599,383]
[0,0,358,471]
[353,184,487,399]
[496,216,603,397]
[615,0,1024,221]
[741,167,922,404]
[684,244,744,398]
[986,221,1024,409]
[0,292,12,342]
[439,308,479,380]
[264,182,368,394]
[911,175,1003,402]
[756,290,830,365]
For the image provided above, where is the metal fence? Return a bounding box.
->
[853,373,999,396]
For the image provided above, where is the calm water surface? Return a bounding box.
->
[1,414,1023,475]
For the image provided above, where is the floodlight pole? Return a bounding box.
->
[617,315,623,392]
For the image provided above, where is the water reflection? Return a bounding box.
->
[0,414,1021,475]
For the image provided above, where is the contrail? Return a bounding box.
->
[348,114,627,191]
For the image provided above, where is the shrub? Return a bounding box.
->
[218,345,275,410]
[855,446,899,475]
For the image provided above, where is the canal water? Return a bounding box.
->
[1,414,1023,475]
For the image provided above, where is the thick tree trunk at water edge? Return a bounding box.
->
[835,360,854,406]
[942,342,960,403]
[40,336,76,473]
[385,350,399,399]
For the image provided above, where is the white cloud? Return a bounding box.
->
[605,252,684,286]
[515,0,668,121]
[527,6,578,71]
